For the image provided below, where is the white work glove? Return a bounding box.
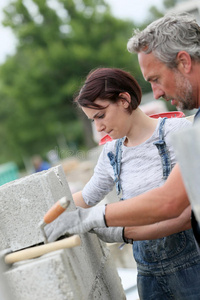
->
[90,227,133,244]
[45,205,106,243]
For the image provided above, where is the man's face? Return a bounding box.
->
[138,52,195,110]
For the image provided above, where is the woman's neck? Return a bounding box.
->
[124,108,159,147]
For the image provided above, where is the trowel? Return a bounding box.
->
[3,197,81,265]
[39,196,71,244]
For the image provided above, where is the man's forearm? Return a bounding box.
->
[105,164,190,227]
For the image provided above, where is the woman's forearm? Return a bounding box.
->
[124,205,192,241]
[73,191,90,208]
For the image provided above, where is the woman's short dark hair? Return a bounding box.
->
[74,68,142,114]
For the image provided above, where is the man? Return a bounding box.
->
[126,12,200,246]
[45,13,200,243]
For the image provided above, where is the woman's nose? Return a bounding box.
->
[95,120,105,132]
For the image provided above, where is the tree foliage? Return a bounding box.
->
[0,0,158,167]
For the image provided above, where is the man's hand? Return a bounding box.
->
[44,205,106,242]
[90,227,133,244]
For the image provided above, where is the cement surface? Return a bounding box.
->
[5,234,126,300]
[0,165,75,251]
[1,165,126,299]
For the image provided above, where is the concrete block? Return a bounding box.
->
[0,230,9,251]
[5,234,125,300]
[1,164,125,299]
[67,233,126,300]
[5,250,74,300]
[170,120,200,222]
[0,165,75,251]
[0,255,15,300]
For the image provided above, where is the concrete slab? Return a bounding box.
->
[1,165,126,299]
[0,254,15,300]
[0,165,75,251]
[5,234,126,300]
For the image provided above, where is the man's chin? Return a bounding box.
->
[171,99,182,110]
[171,99,177,106]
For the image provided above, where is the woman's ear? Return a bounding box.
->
[119,92,131,108]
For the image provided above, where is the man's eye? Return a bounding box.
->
[152,78,158,83]
[98,114,104,119]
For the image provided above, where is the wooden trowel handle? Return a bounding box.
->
[5,235,81,264]
[43,197,70,224]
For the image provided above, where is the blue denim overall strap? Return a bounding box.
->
[108,118,171,198]
[194,107,200,121]
[153,118,171,179]
[107,137,125,198]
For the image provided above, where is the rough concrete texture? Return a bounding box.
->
[0,165,75,251]
[6,234,125,300]
[1,165,126,299]
[5,235,125,300]
[5,250,74,300]
[0,229,9,251]
[107,243,136,269]
[0,254,15,300]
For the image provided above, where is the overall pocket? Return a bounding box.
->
[133,232,186,263]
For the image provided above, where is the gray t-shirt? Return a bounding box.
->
[82,118,191,206]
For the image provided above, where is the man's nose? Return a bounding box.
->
[151,84,164,100]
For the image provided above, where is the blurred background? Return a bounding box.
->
[0,1,199,298]
[0,0,198,182]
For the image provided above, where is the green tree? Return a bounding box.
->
[0,0,152,167]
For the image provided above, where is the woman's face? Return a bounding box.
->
[81,97,132,140]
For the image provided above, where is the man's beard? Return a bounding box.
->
[173,71,194,110]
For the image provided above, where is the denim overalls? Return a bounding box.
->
[108,118,200,300]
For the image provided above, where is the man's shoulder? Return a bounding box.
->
[165,116,192,128]
[194,107,200,121]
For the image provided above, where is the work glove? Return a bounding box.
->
[45,205,106,243]
[90,227,133,244]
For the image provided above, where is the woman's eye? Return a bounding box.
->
[91,114,105,122]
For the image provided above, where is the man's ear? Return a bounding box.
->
[119,92,131,108]
[177,51,192,74]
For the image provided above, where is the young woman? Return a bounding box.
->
[47,68,200,299]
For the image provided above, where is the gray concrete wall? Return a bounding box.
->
[0,165,125,299]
